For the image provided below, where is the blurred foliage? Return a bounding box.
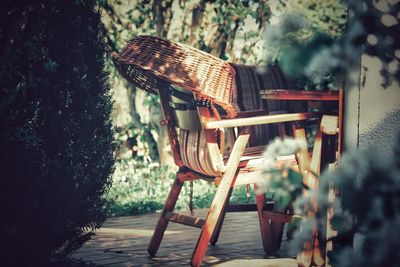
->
[286,0,347,38]
[266,0,400,88]
[259,135,400,267]
[355,0,400,87]
[295,138,400,267]
[264,0,348,89]
[260,0,400,249]
[257,137,307,209]
[0,0,114,265]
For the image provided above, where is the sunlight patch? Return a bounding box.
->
[97,228,181,237]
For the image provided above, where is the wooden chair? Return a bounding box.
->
[112,35,323,266]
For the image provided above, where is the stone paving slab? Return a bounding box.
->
[72,209,296,266]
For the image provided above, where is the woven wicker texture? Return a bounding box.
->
[112,35,237,118]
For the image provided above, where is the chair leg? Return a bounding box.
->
[254,185,285,254]
[191,128,250,267]
[269,219,286,253]
[147,176,183,256]
[210,187,233,245]
[255,188,273,254]
[190,175,236,266]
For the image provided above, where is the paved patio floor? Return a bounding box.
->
[72,209,296,266]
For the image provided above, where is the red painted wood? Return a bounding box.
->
[147,177,184,256]
[260,89,339,101]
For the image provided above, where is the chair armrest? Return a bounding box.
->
[203,112,319,129]
[320,115,338,135]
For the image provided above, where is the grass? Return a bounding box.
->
[108,159,256,217]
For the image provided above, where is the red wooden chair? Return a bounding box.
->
[112,35,324,266]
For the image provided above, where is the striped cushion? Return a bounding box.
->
[179,129,221,177]
[231,64,298,146]
[256,64,298,112]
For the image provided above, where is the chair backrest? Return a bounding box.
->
[231,64,299,146]
[112,35,237,118]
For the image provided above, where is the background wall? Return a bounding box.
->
[345,54,400,156]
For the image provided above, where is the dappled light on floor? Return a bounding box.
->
[97,227,181,237]
[73,209,295,266]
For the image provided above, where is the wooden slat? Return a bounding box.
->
[205,131,225,173]
[262,211,293,223]
[292,122,313,267]
[198,107,225,173]
[292,123,311,182]
[293,120,326,267]
[204,112,318,129]
[260,89,339,101]
[310,123,323,175]
[165,212,205,229]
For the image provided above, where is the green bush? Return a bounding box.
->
[0,0,114,265]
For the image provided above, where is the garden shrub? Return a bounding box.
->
[0,0,114,265]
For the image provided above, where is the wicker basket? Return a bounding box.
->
[112,35,237,118]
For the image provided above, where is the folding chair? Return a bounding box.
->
[112,35,322,266]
